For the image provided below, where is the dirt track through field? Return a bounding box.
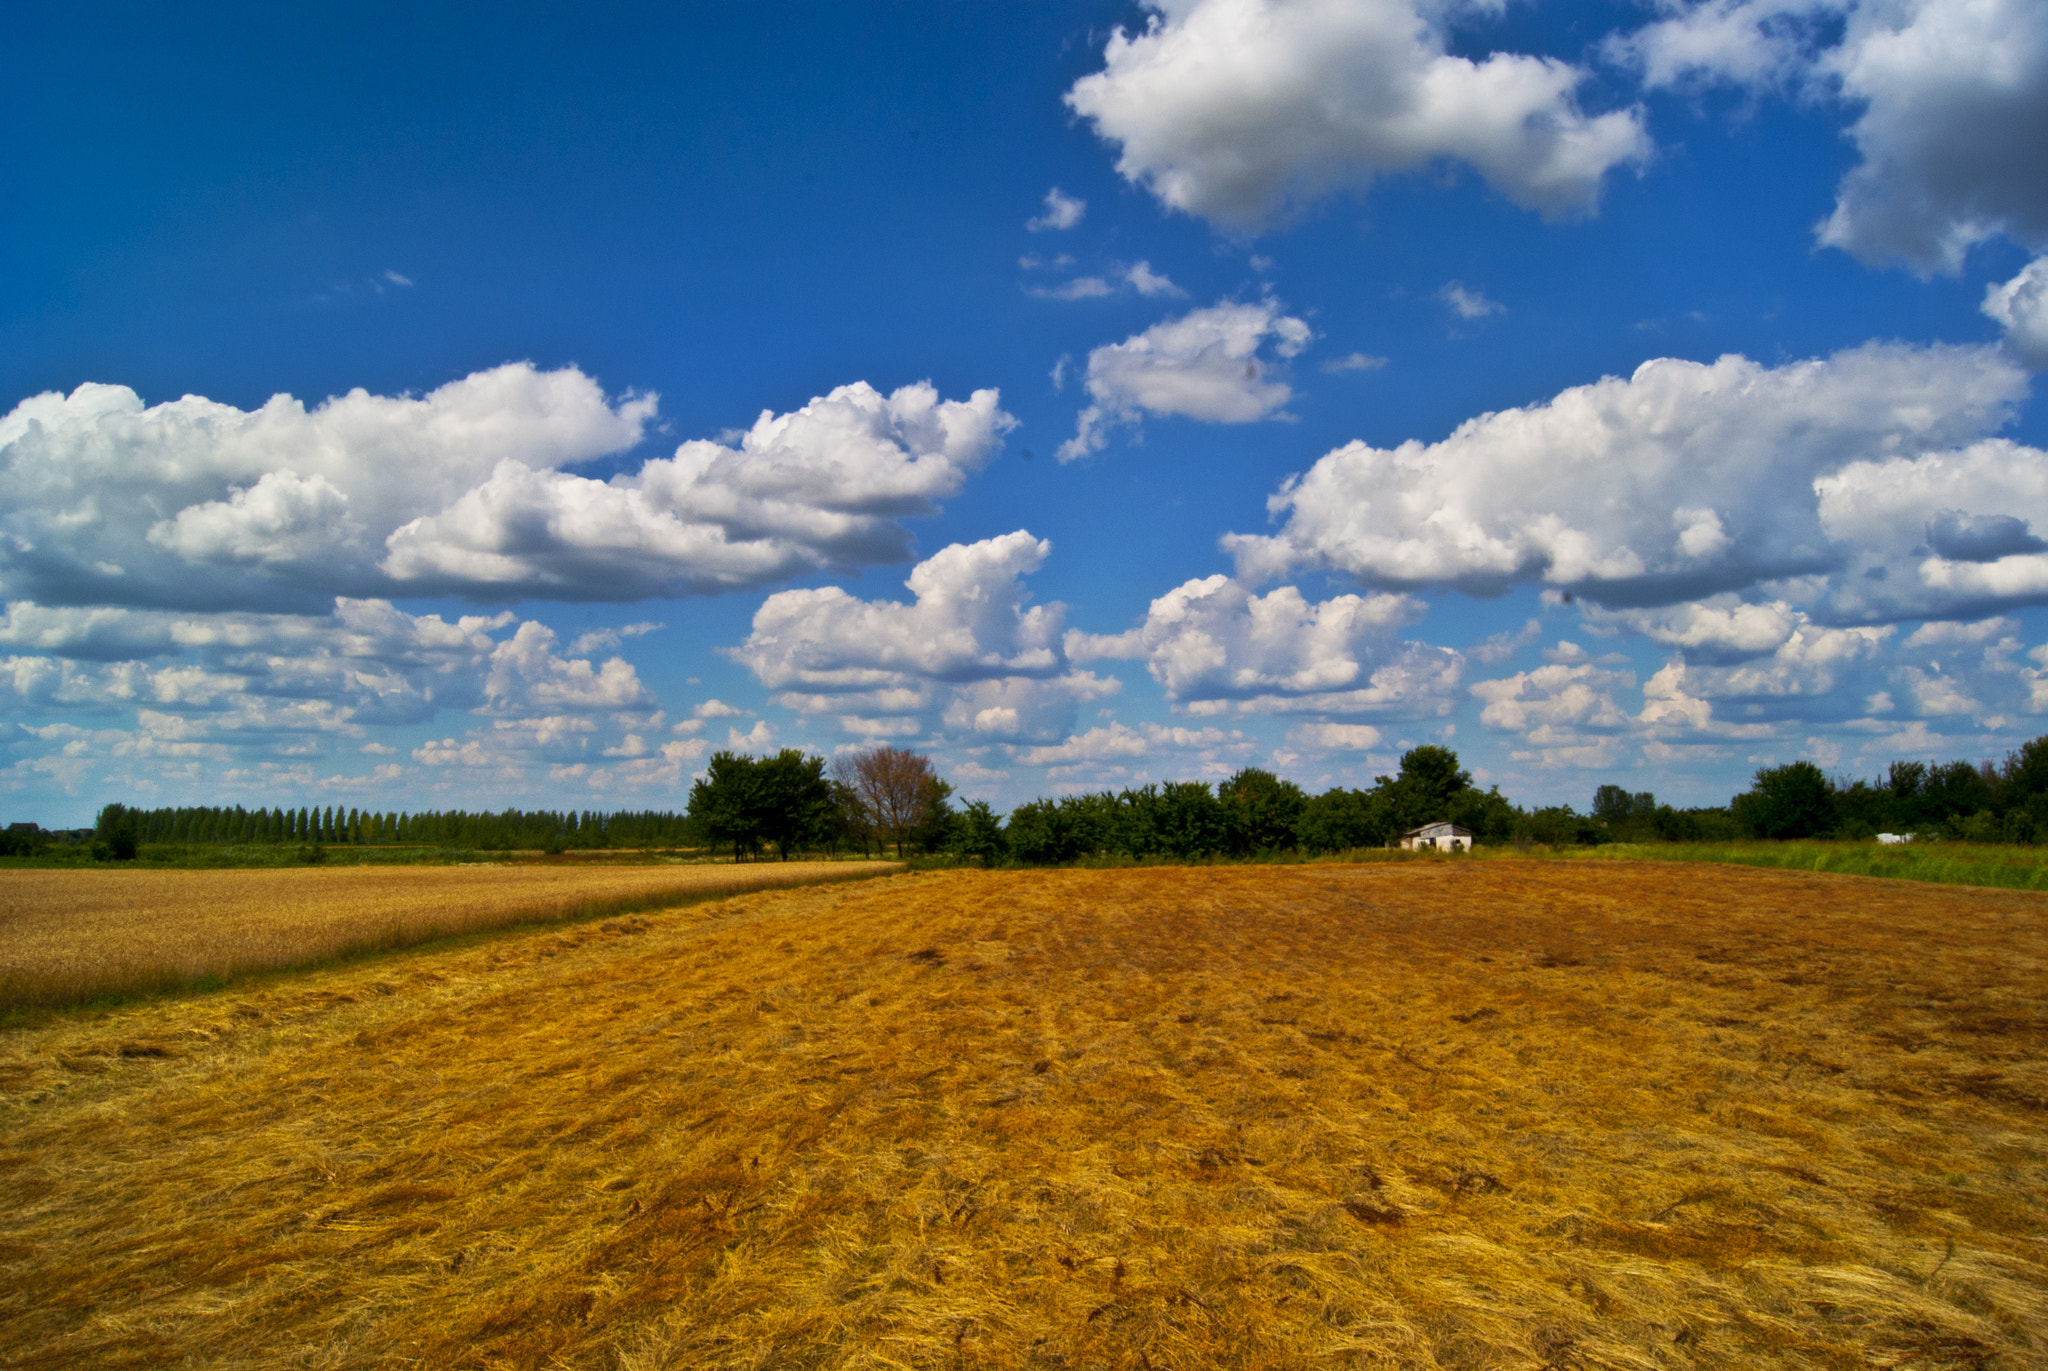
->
[1,860,2044,1369]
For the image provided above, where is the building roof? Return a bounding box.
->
[1403,821,1473,837]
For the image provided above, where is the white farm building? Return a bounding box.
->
[1400,821,1474,852]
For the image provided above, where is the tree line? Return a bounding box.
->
[678,736,2048,863]
[32,732,2048,867]
[1726,739,2048,843]
[676,742,1543,863]
[46,803,699,858]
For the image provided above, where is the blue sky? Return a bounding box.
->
[6,0,2048,825]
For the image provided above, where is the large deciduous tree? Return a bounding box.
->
[755,750,837,861]
[1218,767,1306,854]
[689,749,839,860]
[688,751,767,861]
[833,746,947,857]
[1732,761,1836,840]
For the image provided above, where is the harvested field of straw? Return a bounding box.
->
[0,861,893,1010]
[2,861,2046,1369]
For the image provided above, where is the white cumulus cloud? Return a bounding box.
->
[1985,256,2048,370]
[1012,720,1250,770]
[1615,0,2048,275]
[1225,342,2035,621]
[0,595,667,799]
[1065,0,1650,232]
[1610,0,1841,94]
[729,532,1118,744]
[1065,574,1453,718]
[1818,0,2048,274]
[0,363,654,611]
[0,367,1011,611]
[1060,300,1312,460]
[384,380,1014,597]
[1285,721,1383,750]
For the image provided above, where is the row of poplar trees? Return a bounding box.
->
[92,803,695,851]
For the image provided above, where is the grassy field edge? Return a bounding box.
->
[1551,839,2048,892]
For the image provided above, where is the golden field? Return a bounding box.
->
[0,860,896,1010]
[0,860,2044,1369]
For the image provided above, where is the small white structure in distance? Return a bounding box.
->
[1401,821,1474,852]
[1876,832,1911,845]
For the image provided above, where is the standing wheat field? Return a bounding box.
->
[0,861,897,1010]
[1,860,2045,1368]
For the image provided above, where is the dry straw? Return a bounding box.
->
[0,860,2044,1368]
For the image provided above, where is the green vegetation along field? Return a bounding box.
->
[1,860,2044,1368]
[1565,838,2048,893]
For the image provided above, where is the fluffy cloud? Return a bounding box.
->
[1819,0,2048,273]
[0,364,654,612]
[729,532,1118,744]
[0,367,1010,610]
[1985,257,2048,370]
[384,380,1014,597]
[1469,602,2048,772]
[1060,300,1312,459]
[1285,721,1383,751]
[1067,574,1457,718]
[1579,597,1804,661]
[1227,342,2039,621]
[733,531,1064,689]
[483,621,652,713]
[1643,622,1893,718]
[1473,623,1897,769]
[1474,662,1636,734]
[1616,0,2048,274]
[1611,0,1839,93]
[1472,661,1637,768]
[0,597,661,797]
[1812,439,2048,621]
[940,674,1124,740]
[1066,0,1649,232]
[0,600,341,662]
[1011,720,1254,776]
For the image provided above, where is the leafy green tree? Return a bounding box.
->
[1591,785,1656,823]
[1,823,49,857]
[755,749,837,860]
[1218,767,1305,854]
[93,802,139,860]
[1295,787,1397,852]
[1005,797,1099,864]
[688,751,767,860]
[1732,761,1835,839]
[1154,780,1225,857]
[1384,745,1471,830]
[898,776,953,855]
[949,800,1008,865]
[1924,760,1994,828]
[1444,785,1519,842]
[823,779,871,855]
[1108,785,1165,856]
[1003,799,1068,864]
[1515,805,1600,846]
